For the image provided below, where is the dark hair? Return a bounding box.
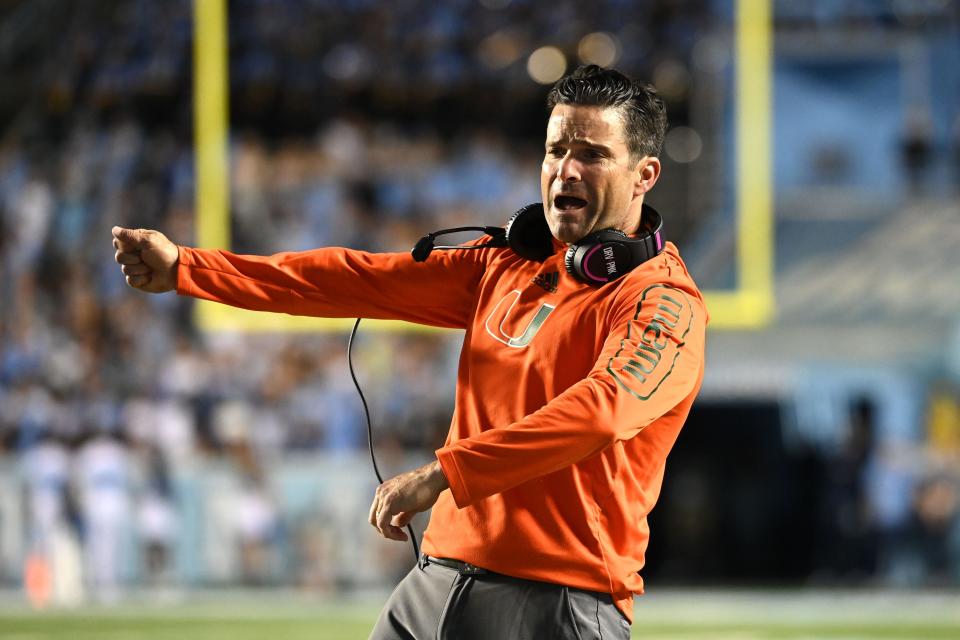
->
[546,65,667,160]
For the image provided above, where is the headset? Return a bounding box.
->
[412,201,664,285]
[353,203,665,563]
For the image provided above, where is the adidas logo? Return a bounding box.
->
[532,271,559,293]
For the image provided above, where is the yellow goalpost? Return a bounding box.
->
[191,0,773,332]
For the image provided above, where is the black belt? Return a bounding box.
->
[423,555,489,576]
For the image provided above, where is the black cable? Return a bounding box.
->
[347,318,420,562]
[431,242,500,250]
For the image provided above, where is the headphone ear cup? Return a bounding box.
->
[565,230,631,285]
[505,203,554,262]
[563,244,579,280]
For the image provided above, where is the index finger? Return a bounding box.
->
[368,495,379,529]
[115,250,142,265]
[376,503,407,541]
[111,226,144,252]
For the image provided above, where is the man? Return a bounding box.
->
[113,65,707,639]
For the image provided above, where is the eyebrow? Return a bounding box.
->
[545,137,615,154]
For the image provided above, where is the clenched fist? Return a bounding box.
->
[111,226,180,293]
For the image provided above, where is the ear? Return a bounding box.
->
[633,156,661,197]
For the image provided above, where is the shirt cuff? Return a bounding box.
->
[174,245,195,296]
[436,445,471,508]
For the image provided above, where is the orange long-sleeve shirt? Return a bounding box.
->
[176,235,707,621]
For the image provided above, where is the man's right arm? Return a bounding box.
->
[112,226,486,329]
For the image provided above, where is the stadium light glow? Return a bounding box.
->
[527,46,567,85]
[577,32,620,67]
[664,126,703,164]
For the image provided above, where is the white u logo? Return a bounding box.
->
[484,290,556,348]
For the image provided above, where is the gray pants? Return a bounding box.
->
[369,555,631,640]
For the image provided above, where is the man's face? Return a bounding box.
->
[540,104,653,244]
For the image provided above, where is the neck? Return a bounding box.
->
[620,197,647,235]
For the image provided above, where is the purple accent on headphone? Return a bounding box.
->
[655,231,663,251]
[580,244,608,283]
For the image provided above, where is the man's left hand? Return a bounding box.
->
[369,460,449,541]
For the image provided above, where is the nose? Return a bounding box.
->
[557,153,581,183]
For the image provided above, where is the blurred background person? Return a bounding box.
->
[135,445,178,589]
[20,431,83,608]
[74,426,133,604]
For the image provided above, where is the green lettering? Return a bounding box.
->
[622,364,648,384]
[630,344,661,374]
[653,312,677,329]
[506,303,555,348]
[660,293,683,313]
[606,285,695,401]
[642,322,667,350]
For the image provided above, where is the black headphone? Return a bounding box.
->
[412,202,664,286]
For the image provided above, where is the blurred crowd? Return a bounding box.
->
[2,0,700,603]
[0,0,958,606]
[0,112,491,600]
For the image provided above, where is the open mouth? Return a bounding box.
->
[554,195,588,210]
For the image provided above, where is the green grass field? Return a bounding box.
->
[2,589,958,639]
[4,618,960,640]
